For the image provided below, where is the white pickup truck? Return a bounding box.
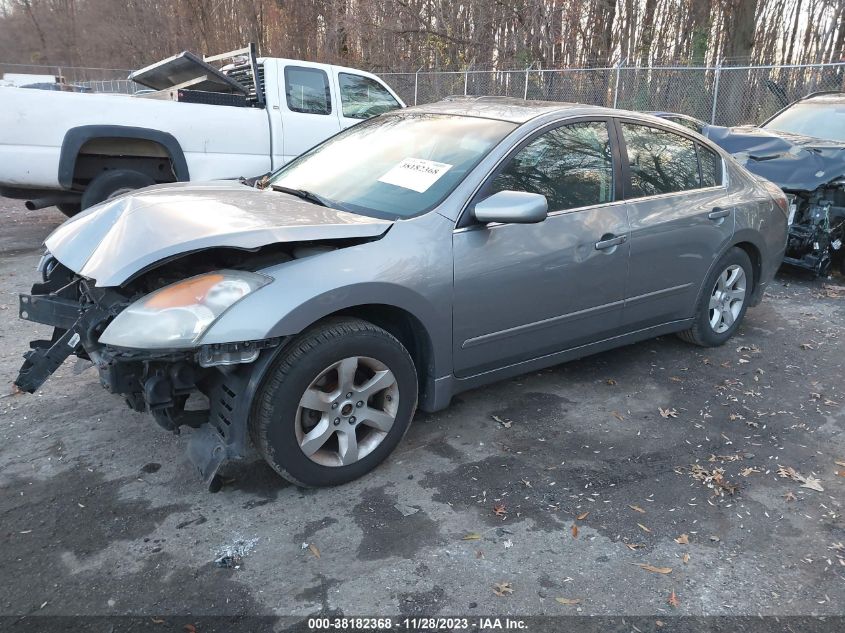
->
[0,45,404,215]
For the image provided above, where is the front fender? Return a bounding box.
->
[199,220,454,379]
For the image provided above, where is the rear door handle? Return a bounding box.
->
[708,208,731,220]
[595,234,627,250]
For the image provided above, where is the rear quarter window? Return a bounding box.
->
[697,144,722,187]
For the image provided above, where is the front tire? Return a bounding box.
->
[81,169,155,210]
[251,318,418,487]
[678,247,753,347]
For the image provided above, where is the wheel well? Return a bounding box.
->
[71,138,177,188]
[733,241,762,293]
[331,304,434,403]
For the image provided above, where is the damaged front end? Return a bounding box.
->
[15,254,284,490]
[782,178,845,276]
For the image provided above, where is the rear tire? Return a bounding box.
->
[56,202,82,217]
[678,247,753,347]
[80,170,155,210]
[250,318,418,487]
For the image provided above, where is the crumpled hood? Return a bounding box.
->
[705,124,845,191]
[45,181,393,287]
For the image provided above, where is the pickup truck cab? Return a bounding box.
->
[0,45,404,215]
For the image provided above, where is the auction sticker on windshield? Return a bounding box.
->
[378,158,452,193]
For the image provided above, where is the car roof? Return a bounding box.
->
[801,91,845,104]
[400,96,620,123]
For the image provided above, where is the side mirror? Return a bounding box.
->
[473,190,548,225]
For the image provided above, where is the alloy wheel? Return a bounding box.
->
[708,264,746,334]
[295,356,399,467]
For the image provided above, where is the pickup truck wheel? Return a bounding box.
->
[81,170,155,210]
[677,247,753,347]
[251,318,418,487]
[56,203,81,217]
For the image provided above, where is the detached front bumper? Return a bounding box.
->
[15,279,283,490]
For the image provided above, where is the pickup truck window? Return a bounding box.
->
[339,73,400,119]
[269,113,517,219]
[285,66,332,115]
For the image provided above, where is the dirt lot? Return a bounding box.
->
[1,196,844,622]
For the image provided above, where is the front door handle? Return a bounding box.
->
[595,234,627,250]
[708,207,731,220]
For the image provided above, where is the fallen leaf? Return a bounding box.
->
[783,491,797,502]
[669,376,683,383]
[576,512,590,520]
[625,543,645,550]
[606,378,617,385]
[632,563,672,574]
[493,503,507,518]
[493,582,513,596]
[674,534,689,545]
[555,597,581,605]
[151,618,165,625]
[184,626,196,633]
[835,460,845,468]
[738,358,750,364]
[637,523,652,533]
[777,465,824,492]
[462,532,482,540]
[492,415,512,429]
[800,342,815,350]
[308,543,321,559]
[503,539,513,549]
[629,504,646,513]
[612,410,624,421]
[571,524,579,539]
[659,407,678,419]
[668,589,680,607]
[682,553,690,564]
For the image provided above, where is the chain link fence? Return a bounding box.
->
[382,61,845,126]
[3,60,843,126]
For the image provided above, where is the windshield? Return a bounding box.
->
[269,113,517,218]
[764,102,845,142]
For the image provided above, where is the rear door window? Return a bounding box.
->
[285,66,332,115]
[620,123,700,197]
[338,73,400,119]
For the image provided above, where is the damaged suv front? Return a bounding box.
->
[14,182,395,489]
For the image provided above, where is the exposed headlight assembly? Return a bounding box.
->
[99,270,271,349]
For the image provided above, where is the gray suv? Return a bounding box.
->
[15,97,788,489]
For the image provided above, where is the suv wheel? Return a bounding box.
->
[251,318,418,487]
[678,247,753,347]
[81,169,155,210]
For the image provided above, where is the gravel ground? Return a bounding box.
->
[1,196,844,621]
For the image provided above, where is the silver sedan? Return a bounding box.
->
[16,97,789,489]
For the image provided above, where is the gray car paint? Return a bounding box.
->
[44,180,392,287]
[40,97,787,413]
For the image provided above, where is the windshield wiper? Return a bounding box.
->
[270,184,334,208]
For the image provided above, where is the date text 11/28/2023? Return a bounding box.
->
[307,617,528,630]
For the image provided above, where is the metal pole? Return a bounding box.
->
[613,58,625,108]
[414,66,422,106]
[524,65,530,100]
[710,58,722,124]
[464,70,468,95]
